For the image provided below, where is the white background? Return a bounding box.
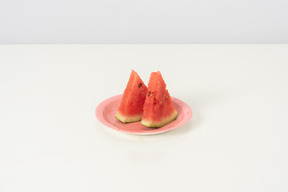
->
[0,0,288,43]
[0,45,288,191]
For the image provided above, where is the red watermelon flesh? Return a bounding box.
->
[115,70,148,123]
[141,71,178,128]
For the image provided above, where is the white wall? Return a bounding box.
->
[0,0,287,43]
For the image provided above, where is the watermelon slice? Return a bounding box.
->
[115,70,148,123]
[141,71,178,128]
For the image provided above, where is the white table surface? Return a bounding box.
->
[0,45,288,192]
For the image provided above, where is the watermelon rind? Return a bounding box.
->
[141,110,178,128]
[115,111,142,123]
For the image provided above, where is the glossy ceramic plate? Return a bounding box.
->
[95,94,192,135]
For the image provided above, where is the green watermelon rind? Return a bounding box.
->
[115,112,142,124]
[141,110,178,128]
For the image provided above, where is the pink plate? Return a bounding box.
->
[95,94,192,135]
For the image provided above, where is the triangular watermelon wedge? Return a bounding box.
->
[141,71,178,128]
[115,70,148,123]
